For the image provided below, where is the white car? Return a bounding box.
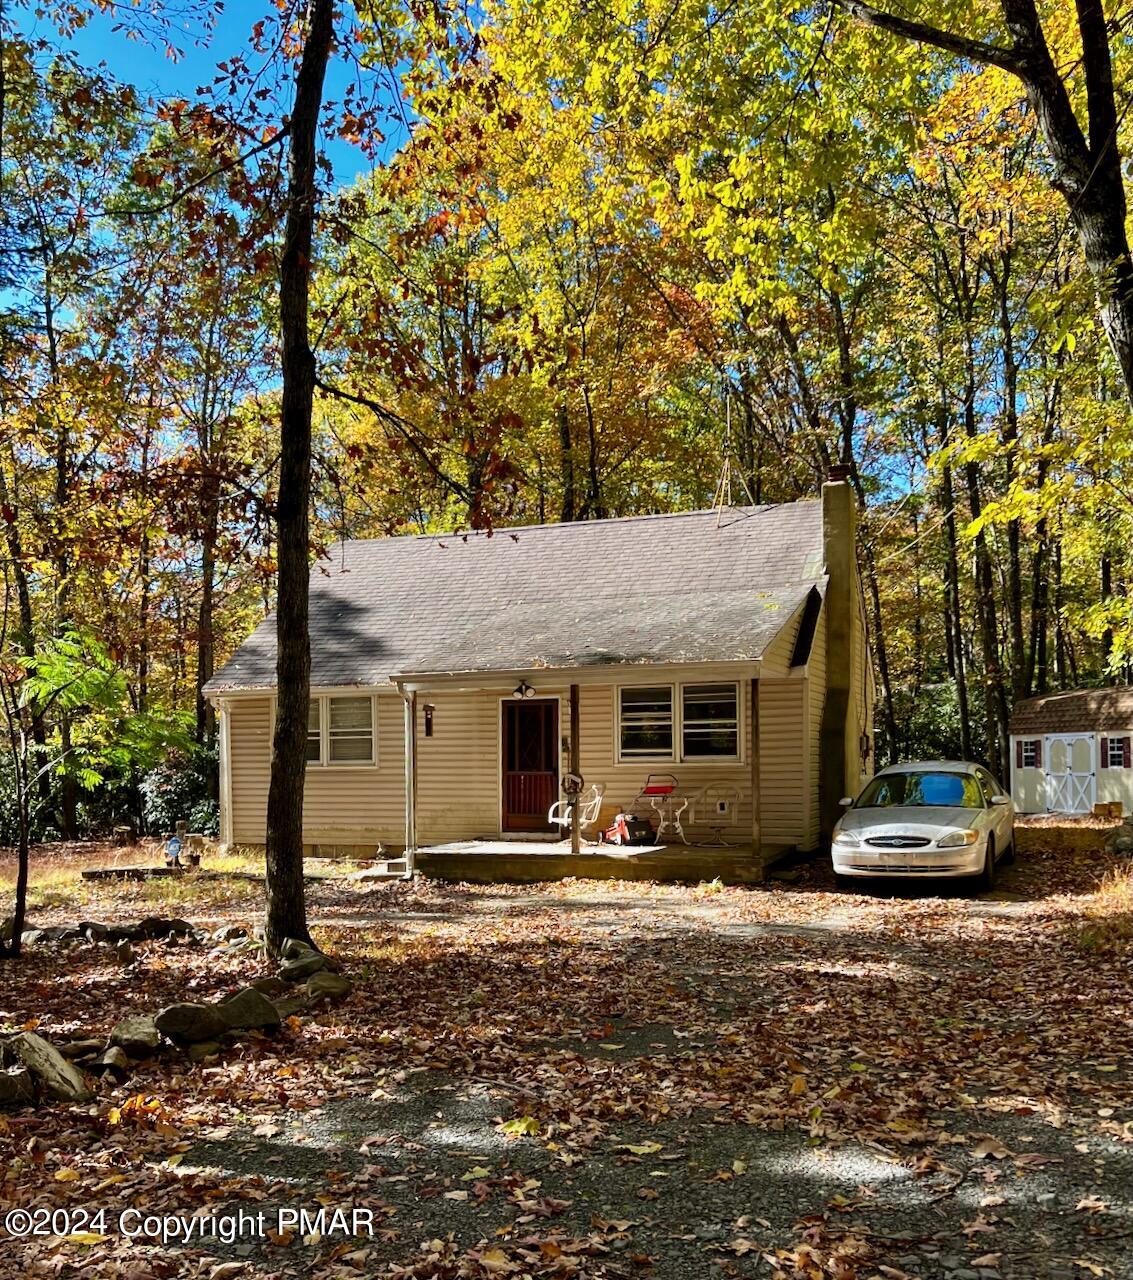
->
[831,761,1015,888]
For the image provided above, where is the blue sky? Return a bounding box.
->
[14,2,406,189]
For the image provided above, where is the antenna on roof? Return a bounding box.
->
[712,379,756,526]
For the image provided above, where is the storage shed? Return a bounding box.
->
[1009,687,1133,815]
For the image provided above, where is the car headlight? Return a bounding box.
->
[936,829,979,848]
[832,829,860,847]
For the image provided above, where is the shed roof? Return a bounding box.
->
[204,501,827,692]
[1009,686,1133,735]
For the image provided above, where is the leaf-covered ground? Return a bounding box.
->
[1,843,1130,1280]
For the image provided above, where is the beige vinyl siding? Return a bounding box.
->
[416,691,502,843]
[226,693,405,849]
[221,659,815,852]
[229,696,271,845]
[577,679,756,843]
[802,608,827,851]
[758,679,807,844]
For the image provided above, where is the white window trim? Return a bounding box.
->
[1020,740,1038,768]
[615,680,743,766]
[272,692,380,769]
[1106,735,1129,769]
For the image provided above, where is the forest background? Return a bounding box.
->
[2,0,1130,842]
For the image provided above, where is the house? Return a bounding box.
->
[1009,687,1133,816]
[203,476,874,878]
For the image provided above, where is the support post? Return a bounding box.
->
[403,689,418,875]
[750,677,763,878]
[570,683,581,857]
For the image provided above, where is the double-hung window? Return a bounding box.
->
[681,683,739,759]
[619,686,674,759]
[618,682,740,763]
[304,694,376,766]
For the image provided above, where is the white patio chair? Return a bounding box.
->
[692,784,742,846]
[549,783,606,842]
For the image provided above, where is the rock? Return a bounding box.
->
[80,921,109,941]
[251,976,289,998]
[214,925,248,942]
[154,1003,230,1044]
[0,1067,34,1107]
[280,936,316,960]
[114,940,135,966]
[92,1046,129,1074]
[20,929,44,947]
[187,1040,221,1063]
[107,924,143,943]
[0,916,14,942]
[166,919,194,936]
[6,1033,92,1103]
[1115,836,1133,853]
[109,1016,160,1057]
[220,987,281,1032]
[305,971,352,1001]
[58,1038,104,1060]
[42,925,81,942]
[279,953,326,981]
[272,996,308,1019]
[138,916,173,939]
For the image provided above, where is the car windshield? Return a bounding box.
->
[854,771,983,809]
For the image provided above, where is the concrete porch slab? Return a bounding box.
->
[415,839,793,885]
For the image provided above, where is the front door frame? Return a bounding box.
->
[498,695,562,834]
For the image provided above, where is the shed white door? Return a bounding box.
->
[1043,733,1096,814]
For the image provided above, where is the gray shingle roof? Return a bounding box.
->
[204,501,826,691]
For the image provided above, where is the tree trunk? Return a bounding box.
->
[263,0,334,956]
[940,462,974,761]
[557,400,575,522]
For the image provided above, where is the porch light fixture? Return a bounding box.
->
[513,681,536,699]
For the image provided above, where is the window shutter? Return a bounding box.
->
[1015,740,1023,768]
[1100,737,1109,769]
[1034,738,1042,769]
[1125,737,1131,769]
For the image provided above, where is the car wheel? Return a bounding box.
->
[833,873,853,891]
[973,839,996,892]
[1001,831,1016,864]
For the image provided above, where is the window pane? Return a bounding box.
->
[682,683,738,758]
[329,697,372,731]
[329,735,373,763]
[327,696,373,764]
[306,699,321,763]
[620,687,673,757]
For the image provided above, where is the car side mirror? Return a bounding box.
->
[839,796,855,808]
[990,794,1011,806]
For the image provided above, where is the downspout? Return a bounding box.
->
[396,681,418,878]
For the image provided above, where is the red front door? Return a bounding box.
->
[502,700,559,832]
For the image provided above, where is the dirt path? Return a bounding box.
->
[1,846,1130,1279]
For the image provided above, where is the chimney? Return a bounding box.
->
[819,475,858,839]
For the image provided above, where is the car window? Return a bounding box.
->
[976,769,1001,800]
[855,771,984,809]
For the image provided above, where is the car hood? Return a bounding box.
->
[837,806,978,837]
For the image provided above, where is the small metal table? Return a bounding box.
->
[649,793,689,844]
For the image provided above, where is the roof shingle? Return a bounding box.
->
[1009,686,1133,735]
[204,501,826,691]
